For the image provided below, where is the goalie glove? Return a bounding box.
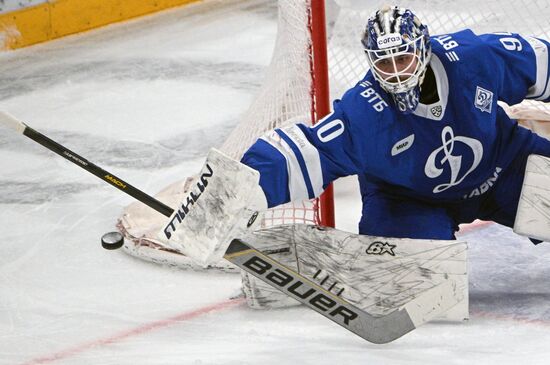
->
[160,148,268,267]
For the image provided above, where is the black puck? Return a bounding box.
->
[101,231,124,250]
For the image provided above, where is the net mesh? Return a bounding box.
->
[220,0,322,227]
[220,0,314,159]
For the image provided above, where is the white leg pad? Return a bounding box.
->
[241,224,469,321]
[514,154,550,242]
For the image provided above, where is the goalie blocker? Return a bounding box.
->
[161,148,268,266]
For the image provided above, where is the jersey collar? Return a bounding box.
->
[412,54,449,121]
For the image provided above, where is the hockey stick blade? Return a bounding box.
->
[0,111,27,134]
[225,239,461,344]
[0,111,460,343]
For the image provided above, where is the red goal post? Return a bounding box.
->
[310,0,335,227]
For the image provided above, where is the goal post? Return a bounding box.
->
[310,0,335,227]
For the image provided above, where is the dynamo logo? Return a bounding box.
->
[425,126,483,193]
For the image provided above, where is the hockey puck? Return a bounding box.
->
[101,231,124,250]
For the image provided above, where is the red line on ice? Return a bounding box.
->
[472,310,550,327]
[21,297,244,365]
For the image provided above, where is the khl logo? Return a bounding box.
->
[425,126,483,193]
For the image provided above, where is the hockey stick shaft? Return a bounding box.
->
[0,111,174,218]
[0,111,458,343]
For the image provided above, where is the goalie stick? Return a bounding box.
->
[0,110,461,344]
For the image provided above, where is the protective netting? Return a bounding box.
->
[221,0,322,227]
[117,0,322,270]
[220,0,314,160]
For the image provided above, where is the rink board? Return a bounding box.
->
[0,0,199,50]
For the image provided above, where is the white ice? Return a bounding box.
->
[0,1,549,364]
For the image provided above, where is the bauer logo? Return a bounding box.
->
[366,241,396,256]
[163,164,214,239]
[377,33,402,49]
[242,255,359,326]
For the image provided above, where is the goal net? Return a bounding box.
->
[117,0,550,270]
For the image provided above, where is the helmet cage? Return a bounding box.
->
[361,7,432,113]
[365,34,427,94]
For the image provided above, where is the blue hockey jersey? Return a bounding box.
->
[242,30,550,208]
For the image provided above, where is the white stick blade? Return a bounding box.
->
[0,111,27,134]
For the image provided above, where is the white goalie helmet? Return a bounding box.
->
[362,6,431,113]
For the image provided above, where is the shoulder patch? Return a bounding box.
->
[474,86,493,113]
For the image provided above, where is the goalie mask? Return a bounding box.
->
[362,6,431,114]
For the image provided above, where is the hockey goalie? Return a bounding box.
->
[118,6,550,328]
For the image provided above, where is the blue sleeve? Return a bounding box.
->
[241,100,365,208]
[240,138,291,208]
[480,33,550,104]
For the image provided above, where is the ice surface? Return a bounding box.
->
[0,1,549,364]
